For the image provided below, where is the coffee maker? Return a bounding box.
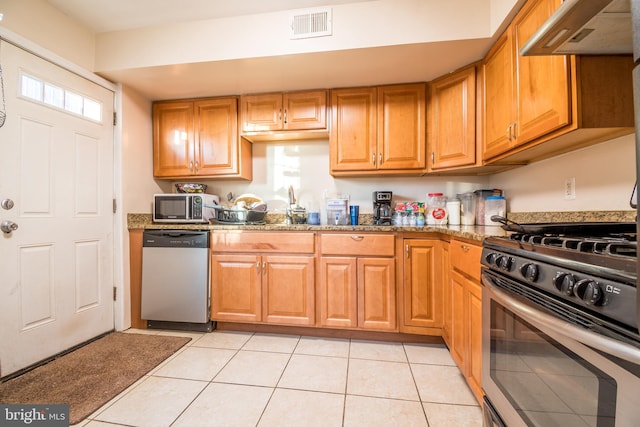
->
[372,191,393,225]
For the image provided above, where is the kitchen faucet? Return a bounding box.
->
[285,186,306,224]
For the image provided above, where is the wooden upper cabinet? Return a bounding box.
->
[428,65,478,171]
[330,87,377,172]
[153,97,252,179]
[240,93,282,132]
[377,84,426,171]
[483,0,634,164]
[195,98,241,176]
[513,0,570,145]
[153,101,195,177]
[240,90,328,139]
[330,83,426,176]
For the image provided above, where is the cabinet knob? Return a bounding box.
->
[350,235,364,241]
[461,245,470,252]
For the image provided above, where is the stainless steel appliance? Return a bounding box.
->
[152,193,219,223]
[141,230,213,332]
[373,191,392,225]
[520,0,632,56]
[481,222,640,426]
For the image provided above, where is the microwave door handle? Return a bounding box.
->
[482,273,640,366]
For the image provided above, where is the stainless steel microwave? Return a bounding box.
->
[152,193,219,223]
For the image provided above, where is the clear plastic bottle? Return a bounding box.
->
[426,193,448,225]
[416,211,425,226]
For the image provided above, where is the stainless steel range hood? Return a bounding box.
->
[520,0,632,56]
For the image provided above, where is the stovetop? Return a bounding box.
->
[482,222,638,336]
[485,222,637,279]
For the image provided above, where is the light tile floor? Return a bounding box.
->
[77,329,482,427]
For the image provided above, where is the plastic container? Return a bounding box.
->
[446,197,461,225]
[459,192,476,226]
[474,189,503,225]
[484,196,506,226]
[426,192,448,225]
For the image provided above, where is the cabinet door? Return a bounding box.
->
[483,31,516,160]
[467,278,483,403]
[514,0,570,146]
[402,240,443,330]
[318,257,358,328]
[262,255,315,326]
[441,241,452,345]
[210,254,261,322]
[284,90,327,130]
[428,67,477,170]
[377,83,426,171]
[153,101,194,177]
[358,257,396,331]
[450,271,467,371]
[330,87,377,172]
[195,97,239,176]
[240,93,282,132]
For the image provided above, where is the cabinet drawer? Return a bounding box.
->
[450,239,482,282]
[320,233,395,257]
[212,231,315,253]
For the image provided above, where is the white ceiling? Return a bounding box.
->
[44,0,503,100]
[46,0,373,33]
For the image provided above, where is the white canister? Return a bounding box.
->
[446,198,461,225]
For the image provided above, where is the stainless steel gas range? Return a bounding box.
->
[481,222,640,426]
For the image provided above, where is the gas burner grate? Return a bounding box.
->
[510,233,637,259]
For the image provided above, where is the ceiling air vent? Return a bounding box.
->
[289,7,332,39]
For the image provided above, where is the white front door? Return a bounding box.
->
[0,41,115,377]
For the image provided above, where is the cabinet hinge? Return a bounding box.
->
[113,112,117,126]
[113,286,117,301]
[113,198,117,214]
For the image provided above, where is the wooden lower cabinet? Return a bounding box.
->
[210,231,315,326]
[318,256,396,331]
[211,254,262,322]
[262,255,315,325]
[400,239,445,335]
[211,253,315,325]
[449,239,483,404]
[318,233,396,331]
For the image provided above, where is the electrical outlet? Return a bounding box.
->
[564,177,576,200]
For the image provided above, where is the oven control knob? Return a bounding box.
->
[485,253,499,266]
[553,273,576,296]
[574,279,603,306]
[496,255,513,271]
[520,263,539,282]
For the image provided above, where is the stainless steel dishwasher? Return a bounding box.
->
[141,230,213,332]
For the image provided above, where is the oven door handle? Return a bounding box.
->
[482,273,640,366]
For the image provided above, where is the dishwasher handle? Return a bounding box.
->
[143,230,209,248]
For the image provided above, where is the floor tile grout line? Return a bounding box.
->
[254,335,302,427]
[403,343,432,425]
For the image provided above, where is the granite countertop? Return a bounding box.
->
[128,210,636,242]
[127,213,508,241]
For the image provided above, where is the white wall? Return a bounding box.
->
[489,134,636,212]
[94,0,495,71]
[0,0,95,70]
[196,140,490,216]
